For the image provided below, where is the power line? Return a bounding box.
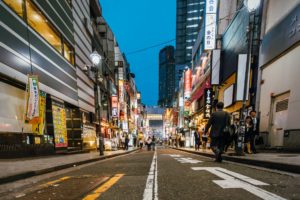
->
[125,39,176,55]
[119,6,245,57]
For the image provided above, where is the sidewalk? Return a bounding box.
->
[0,148,138,184]
[173,147,300,174]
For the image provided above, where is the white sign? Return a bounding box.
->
[224,84,234,108]
[236,54,250,101]
[204,14,217,50]
[192,167,287,200]
[206,0,218,14]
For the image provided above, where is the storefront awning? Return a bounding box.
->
[190,77,211,102]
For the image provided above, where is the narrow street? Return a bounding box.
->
[2,147,299,200]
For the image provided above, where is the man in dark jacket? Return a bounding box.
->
[250,110,259,153]
[205,102,231,162]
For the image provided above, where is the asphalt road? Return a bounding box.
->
[1,147,300,200]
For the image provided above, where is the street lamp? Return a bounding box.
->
[236,0,261,156]
[89,51,104,156]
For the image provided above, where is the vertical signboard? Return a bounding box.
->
[204,88,213,119]
[184,69,192,100]
[52,101,68,148]
[204,0,218,50]
[25,75,40,121]
[111,95,118,119]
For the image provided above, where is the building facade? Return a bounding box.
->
[158,46,175,107]
[175,0,205,90]
[258,0,300,149]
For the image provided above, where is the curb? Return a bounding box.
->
[0,149,138,185]
[172,147,300,174]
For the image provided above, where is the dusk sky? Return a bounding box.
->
[101,0,176,106]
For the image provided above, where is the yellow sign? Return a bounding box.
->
[32,91,46,135]
[52,101,68,148]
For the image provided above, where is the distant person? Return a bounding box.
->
[250,110,259,153]
[124,134,129,150]
[194,129,200,151]
[205,102,231,162]
[245,116,254,154]
[202,131,208,151]
[151,135,156,151]
[146,136,152,151]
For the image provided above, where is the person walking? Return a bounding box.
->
[204,102,231,162]
[250,110,259,153]
[245,116,254,154]
[124,134,129,150]
[194,129,200,151]
[151,135,156,151]
[146,136,152,151]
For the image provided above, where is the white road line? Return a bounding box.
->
[174,157,202,164]
[192,167,287,200]
[143,150,158,200]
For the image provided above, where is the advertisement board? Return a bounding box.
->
[52,101,68,148]
[31,91,46,135]
[184,69,192,100]
[111,95,118,118]
[25,75,40,121]
[204,14,217,50]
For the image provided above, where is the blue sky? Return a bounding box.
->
[101,0,176,106]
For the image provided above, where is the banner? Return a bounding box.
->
[32,91,46,135]
[25,75,39,121]
[111,95,118,118]
[52,101,68,148]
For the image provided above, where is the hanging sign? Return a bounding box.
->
[25,75,40,120]
[111,95,118,118]
[204,88,213,119]
[31,91,46,135]
[204,0,218,50]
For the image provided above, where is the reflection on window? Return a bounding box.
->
[3,0,24,17]
[63,41,74,65]
[26,0,62,53]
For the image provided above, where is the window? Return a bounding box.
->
[3,0,24,17]
[63,40,74,65]
[26,0,62,53]
[4,0,75,65]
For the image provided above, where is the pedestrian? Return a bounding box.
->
[244,116,254,154]
[138,132,144,149]
[204,102,231,162]
[151,135,156,151]
[229,118,239,151]
[124,133,129,150]
[201,130,208,151]
[250,110,259,153]
[146,136,152,151]
[180,135,185,147]
[194,129,200,151]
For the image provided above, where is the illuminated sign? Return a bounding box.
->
[111,95,118,118]
[204,0,218,50]
[184,69,192,100]
[204,88,213,119]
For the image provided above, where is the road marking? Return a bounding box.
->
[41,176,71,187]
[192,167,287,200]
[174,157,202,164]
[143,150,158,200]
[82,174,124,200]
[169,154,182,158]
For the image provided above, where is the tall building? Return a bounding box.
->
[158,46,175,107]
[175,0,205,89]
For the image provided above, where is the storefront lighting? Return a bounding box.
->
[244,0,261,13]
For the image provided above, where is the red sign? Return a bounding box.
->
[184,69,192,99]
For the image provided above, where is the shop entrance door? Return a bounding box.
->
[270,92,289,147]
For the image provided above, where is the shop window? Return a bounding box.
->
[3,0,24,18]
[26,0,63,54]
